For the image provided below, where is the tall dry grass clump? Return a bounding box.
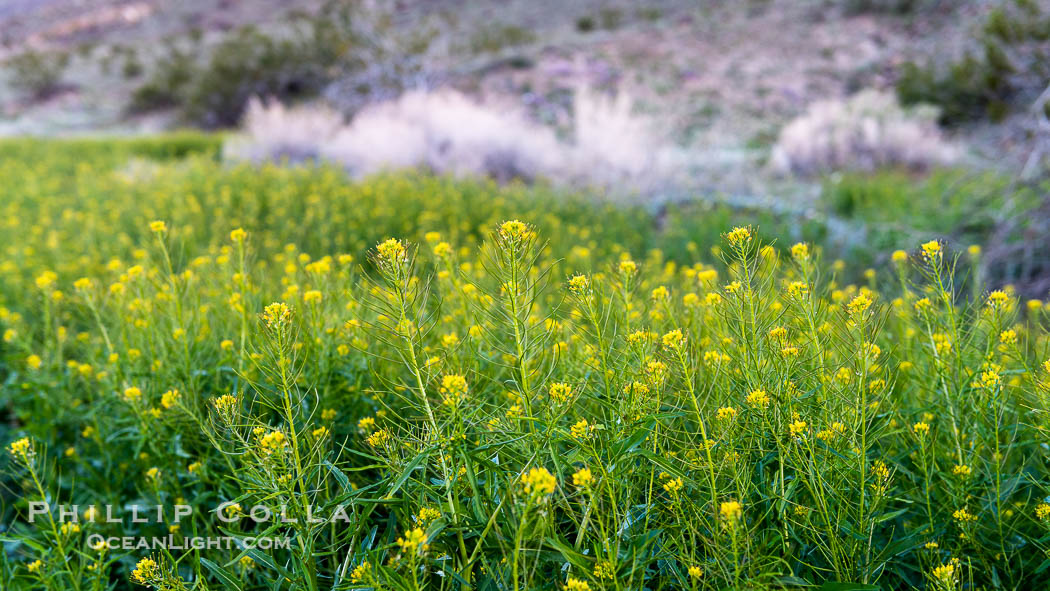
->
[224,88,682,194]
[223,97,346,164]
[567,86,681,192]
[771,89,958,176]
[323,90,565,182]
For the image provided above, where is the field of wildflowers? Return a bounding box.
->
[2,138,1050,591]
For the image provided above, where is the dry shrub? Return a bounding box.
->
[322,91,564,182]
[568,87,682,193]
[225,89,681,194]
[223,97,345,164]
[771,89,957,176]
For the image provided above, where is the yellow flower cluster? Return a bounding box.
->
[522,467,557,496]
[350,561,370,583]
[746,390,770,408]
[720,501,743,522]
[573,467,593,489]
[161,389,180,409]
[8,437,32,458]
[131,557,160,585]
[439,374,469,407]
[396,527,429,556]
[261,302,292,328]
[570,419,591,439]
[725,226,752,246]
[376,238,407,265]
[920,240,942,261]
[212,394,239,413]
[663,477,684,497]
[499,220,529,240]
[716,406,738,421]
[931,560,956,583]
[257,430,287,455]
[549,382,574,404]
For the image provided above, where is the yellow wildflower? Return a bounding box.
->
[549,382,573,404]
[920,240,942,261]
[161,389,180,409]
[522,467,556,496]
[131,556,160,585]
[396,527,429,556]
[746,390,770,409]
[725,226,752,246]
[261,302,292,328]
[499,219,529,240]
[720,500,743,522]
[573,467,594,489]
[791,242,809,260]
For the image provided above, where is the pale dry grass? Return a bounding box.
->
[223,97,345,164]
[225,88,683,195]
[771,89,958,176]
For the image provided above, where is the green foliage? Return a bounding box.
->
[4,138,1050,591]
[841,0,929,15]
[575,8,630,33]
[0,133,223,165]
[897,42,1015,125]
[0,138,815,271]
[128,43,198,113]
[121,51,144,79]
[821,168,1040,255]
[131,27,337,127]
[182,26,337,128]
[2,137,1050,591]
[469,24,536,53]
[4,51,70,99]
[897,0,1050,125]
[575,15,597,32]
[598,8,624,30]
[983,0,1050,44]
[130,3,376,127]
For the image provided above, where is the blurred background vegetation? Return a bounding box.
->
[0,0,1049,297]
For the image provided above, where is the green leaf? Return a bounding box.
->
[816,583,880,591]
[387,448,431,495]
[546,536,592,572]
[776,575,813,587]
[639,450,686,479]
[201,558,242,590]
[323,459,351,490]
[611,420,654,459]
[874,508,908,523]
